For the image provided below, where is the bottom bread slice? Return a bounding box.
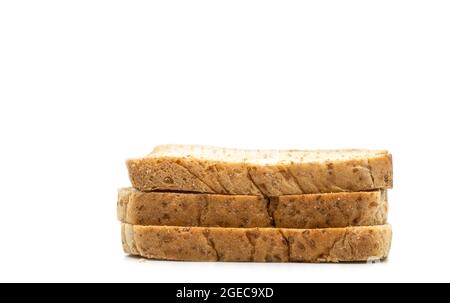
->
[122,224,391,262]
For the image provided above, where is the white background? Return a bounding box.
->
[0,0,449,282]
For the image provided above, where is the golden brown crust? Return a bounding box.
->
[272,190,388,228]
[118,188,271,228]
[117,188,387,228]
[126,147,393,195]
[122,224,392,262]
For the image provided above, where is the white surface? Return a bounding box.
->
[0,0,449,283]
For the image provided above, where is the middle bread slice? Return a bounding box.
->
[118,188,387,228]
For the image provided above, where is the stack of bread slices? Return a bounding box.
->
[119,145,393,262]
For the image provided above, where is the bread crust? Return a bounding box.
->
[122,224,392,262]
[118,188,387,228]
[126,146,393,195]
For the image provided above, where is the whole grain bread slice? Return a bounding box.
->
[122,224,392,262]
[118,188,387,228]
[126,145,393,196]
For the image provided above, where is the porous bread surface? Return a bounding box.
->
[151,144,388,165]
[122,224,392,262]
[118,188,387,228]
[127,145,393,195]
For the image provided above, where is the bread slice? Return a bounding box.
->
[118,188,387,228]
[122,224,392,262]
[126,145,393,196]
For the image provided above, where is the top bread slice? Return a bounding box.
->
[127,145,393,196]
